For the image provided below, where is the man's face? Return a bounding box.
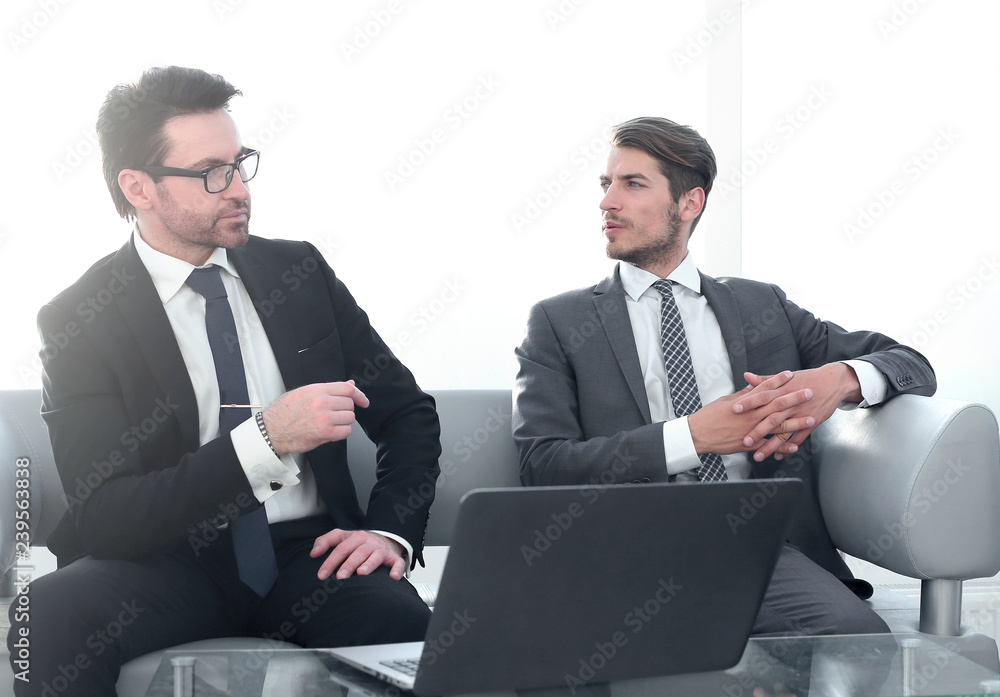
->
[146,109,251,263]
[600,146,685,274]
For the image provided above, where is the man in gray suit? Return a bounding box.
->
[512,116,935,636]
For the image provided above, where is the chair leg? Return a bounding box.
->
[920,579,963,635]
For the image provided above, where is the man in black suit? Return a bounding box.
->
[9,66,440,695]
[513,116,936,637]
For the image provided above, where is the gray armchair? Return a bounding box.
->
[2,388,999,696]
[817,395,1000,640]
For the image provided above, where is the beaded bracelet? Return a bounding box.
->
[255,411,275,453]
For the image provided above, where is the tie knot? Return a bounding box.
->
[652,278,676,299]
[186,265,227,301]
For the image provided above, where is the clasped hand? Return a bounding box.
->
[693,364,859,462]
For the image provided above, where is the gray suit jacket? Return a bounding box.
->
[512,264,936,578]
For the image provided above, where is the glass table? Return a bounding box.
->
[144,633,1000,697]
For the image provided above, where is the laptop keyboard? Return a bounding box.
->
[380,658,420,677]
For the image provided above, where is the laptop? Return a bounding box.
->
[327,479,802,695]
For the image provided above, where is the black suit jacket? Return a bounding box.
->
[512,264,935,578]
[40,235,441,568]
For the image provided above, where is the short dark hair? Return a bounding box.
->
[610,117,717,233]
[96,66,242,221]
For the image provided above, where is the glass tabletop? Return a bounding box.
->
[144,633,1000,697]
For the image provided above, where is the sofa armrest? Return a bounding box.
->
[816,395,1000,580]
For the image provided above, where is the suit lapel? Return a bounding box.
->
[113,240,200,450]
[699,272,748,389]
[595,268,652,423]
[228,244,305,391]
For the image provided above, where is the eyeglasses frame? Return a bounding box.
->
[136,149,260,194]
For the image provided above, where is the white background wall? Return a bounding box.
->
[3,1,995,418]
[742,1,999,419]
[0,0,736,392]
[3,0,996,417]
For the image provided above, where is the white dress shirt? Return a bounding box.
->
[617,255,886,481]
[133,231,412,562]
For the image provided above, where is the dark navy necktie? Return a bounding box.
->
[186,265,279,596]
[652,279,728,482]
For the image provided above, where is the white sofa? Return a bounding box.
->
[2,388,999,695]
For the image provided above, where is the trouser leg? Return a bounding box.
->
[8,540,253,697]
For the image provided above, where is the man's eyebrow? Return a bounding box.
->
[599,172,652,182]
[187,148,251,170]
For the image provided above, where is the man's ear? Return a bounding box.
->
[678,187,706,223]
[118,169,157,213]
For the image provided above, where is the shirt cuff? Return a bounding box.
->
[662,416,703,476]
[370,530,413,574]
[840,360,888,409]
[230,416,301,503]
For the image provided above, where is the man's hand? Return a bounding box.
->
[688,371,816,456]
[262,381,369,456]
[734,364,863,461]
[311,529,407,581]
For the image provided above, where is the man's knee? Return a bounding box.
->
[280,571,431,646]
[833,603,891,636]
[8,571,125,696]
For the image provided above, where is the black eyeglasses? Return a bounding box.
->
[137,150,259,194]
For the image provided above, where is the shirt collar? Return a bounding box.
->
[133,228,240,304]
[618,253,702,302]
